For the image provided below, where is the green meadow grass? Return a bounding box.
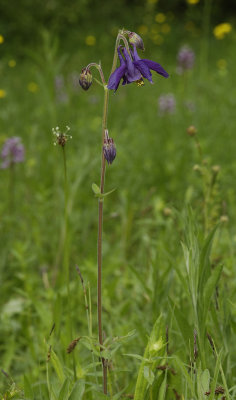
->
[0,19,236,399]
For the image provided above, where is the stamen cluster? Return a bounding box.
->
[52,126,72,147]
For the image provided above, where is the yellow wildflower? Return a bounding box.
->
[27,82,39,93]
[161,23,171,34]
[155,13,166,23]
[0,89,6,98]
[151,25,159,34]
[187,0,200,4]
[0,35,4,44]
[85,35,96,46]
[152,34,163,45]
[138,25,148,35]
[213,23,232,39]
[217,59,227,70]
[8,59,16,68]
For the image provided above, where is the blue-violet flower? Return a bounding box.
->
[108,45,169,91]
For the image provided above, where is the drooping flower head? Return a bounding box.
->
[177,45,195,74]
[127,31,145,51]
[1,137,25,169]
[79,68,93,90]
[107,44,169,91]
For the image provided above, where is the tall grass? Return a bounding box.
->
[0,14,236,399]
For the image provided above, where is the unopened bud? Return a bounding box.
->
[163,207,172,217]
[128,31,145,51]
[193,164,201,172]
[103,130,116,165]
[212,165,221,174]
[79,68,92,91]
[220,215,229,223]
[187,125,197,136]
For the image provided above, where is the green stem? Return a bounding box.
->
[110,32,131,75]
[9,163,15,214]
[97,85,109,394]
[62,146,76,381]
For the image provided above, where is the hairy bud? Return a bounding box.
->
[79,68,92,90]
[187,125,197,136]
[128,31,145,51]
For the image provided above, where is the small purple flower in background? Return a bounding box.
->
[54,75,68,103]
[158,94,176,115]
[177,45,195,74]
[107,45,169,91]
[1,137,25,169]
[69,72,81,92]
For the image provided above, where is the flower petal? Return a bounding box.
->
[133,60,153,83]
[142,59,169,78]
[122,48,142,82]
[131,45,141,62]
[107,64,127,91]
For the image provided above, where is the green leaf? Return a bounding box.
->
[168,298,192,352]
[92,183,101,195]
[143,366,155,385]
[134,315,165,400]
[203,264,223,322]
[51,349,65,384]
[158,371,167,400]
[174,356,195,396]
[201,369,210,394]
[24,375,34,400]
[58,378,70,400]
[92,183,116,199]
[68,380,85,400]
[198,225,218,297]
[101,187,116,197]
[209,350,222,400]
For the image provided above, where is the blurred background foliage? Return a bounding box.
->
[0,0,236,398]
[0,0,235,54]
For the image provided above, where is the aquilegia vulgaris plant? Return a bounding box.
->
[79,28,169,394]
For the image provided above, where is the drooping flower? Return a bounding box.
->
[1,137,25,169]
[131,45,169,82]
[107,45,169,91]
[177,45,195,74]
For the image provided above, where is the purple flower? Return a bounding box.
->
[108,45,169,91]
[54,75,68,103]
[158,94,176,115]
[103,130,116,165]
[177,45,195,74]
[1,137,25,169]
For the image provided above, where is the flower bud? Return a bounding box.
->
[79,68,92,90]
[187,125,197,136]
[220,215,229,223]
[128,31,145,51]
[103,130,116,165]
[212,165,220,174]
